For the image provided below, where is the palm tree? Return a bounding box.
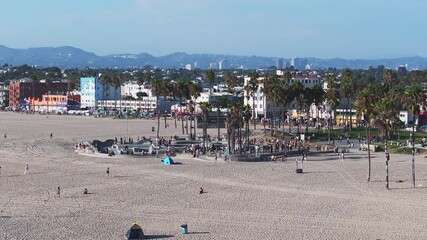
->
[403,84,425,188]
[199,101,211,154]
[187,82,203,138]
[151,79,165,139]
[354,84,377,181]
[205,69,216,103]
[224,73,238,95]
[245,72,259,130]
[175,79,189,134]
[340,69,357,130]
[112,73,123,114]
[242,104,252,151]
[100,73,112,110]
[324,74,340,143]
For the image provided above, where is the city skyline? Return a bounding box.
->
[1,0,426,59]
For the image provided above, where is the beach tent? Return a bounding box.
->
[125,223,145,239]
[163,156,175,165]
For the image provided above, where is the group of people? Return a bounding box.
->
[20,165,112,198]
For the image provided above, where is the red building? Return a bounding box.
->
[9,80,69,110]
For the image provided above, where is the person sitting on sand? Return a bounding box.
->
[199,187,204,194]
[3,133,6,138]
[106,167,110,175]
[83,188,88,195]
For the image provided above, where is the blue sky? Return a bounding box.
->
[1,0,426,59]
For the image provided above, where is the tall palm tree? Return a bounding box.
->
[175,79,189,134]
[403,84,425,188]
[242,104,252,151]
[245,72,259,130]
[324,74,340,143]
[354,84,377,181]
[100,73,112,110]
[199,101,211,154]
[151,79,165,139]
[188,82,203,138]
[205,69,216,102]
[340,69,357,130]
[112,73,123,114]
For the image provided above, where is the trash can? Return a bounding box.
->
[152,127,155,132]
[296,168,303,173]
[180,224,188,234]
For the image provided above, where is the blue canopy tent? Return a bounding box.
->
[162,156,175,165]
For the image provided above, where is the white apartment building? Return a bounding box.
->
[121,81,154,99]
[244,72,324,121]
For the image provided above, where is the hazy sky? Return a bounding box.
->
[1,0,426,59]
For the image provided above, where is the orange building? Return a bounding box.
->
[28,95,80,113]
[9,80,69,110]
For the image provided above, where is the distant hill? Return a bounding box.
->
[0,45,426,70]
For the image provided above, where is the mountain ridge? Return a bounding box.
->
[0,45,426,70]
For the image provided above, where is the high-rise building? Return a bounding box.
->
[185,64,192,71]
[275,58,283,69]
[290,57,308,70]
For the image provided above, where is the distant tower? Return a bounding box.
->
[275,58,283,69]
[193,62,198,69]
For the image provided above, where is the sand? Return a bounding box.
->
[1,112,427,239]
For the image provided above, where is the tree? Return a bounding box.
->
[242,104,252,150]
[151,79,166,138]
[188,82,203,138]
[206,69,216,97]
[324,74,340,143]
[340,69,357,129]
[403,84,425,188]
[224,73,238,94]
[245,71,259,130]
[199,101,211,154]
[354,84,377,181]
[112,73,123,113]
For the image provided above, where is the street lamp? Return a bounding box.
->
[217,108,220,141]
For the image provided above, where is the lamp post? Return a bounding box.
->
[217,108,220,141]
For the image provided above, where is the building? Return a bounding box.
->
[9,79,69,110]
[243,73,323,120]
[290,57,308,70]
[276,58,283,69]
[121,81,153,99]
[80,76,121,109]
[185,64,192,71]
[27,94,80,113]
[0,82,9,107]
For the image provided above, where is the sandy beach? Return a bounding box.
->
[1,112,427,239]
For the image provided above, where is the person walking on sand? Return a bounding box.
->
[56,187,61,197]
[50,133,53,139]
[106,167,110,175]
[24,164,30,175]
[4,133,6,138]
